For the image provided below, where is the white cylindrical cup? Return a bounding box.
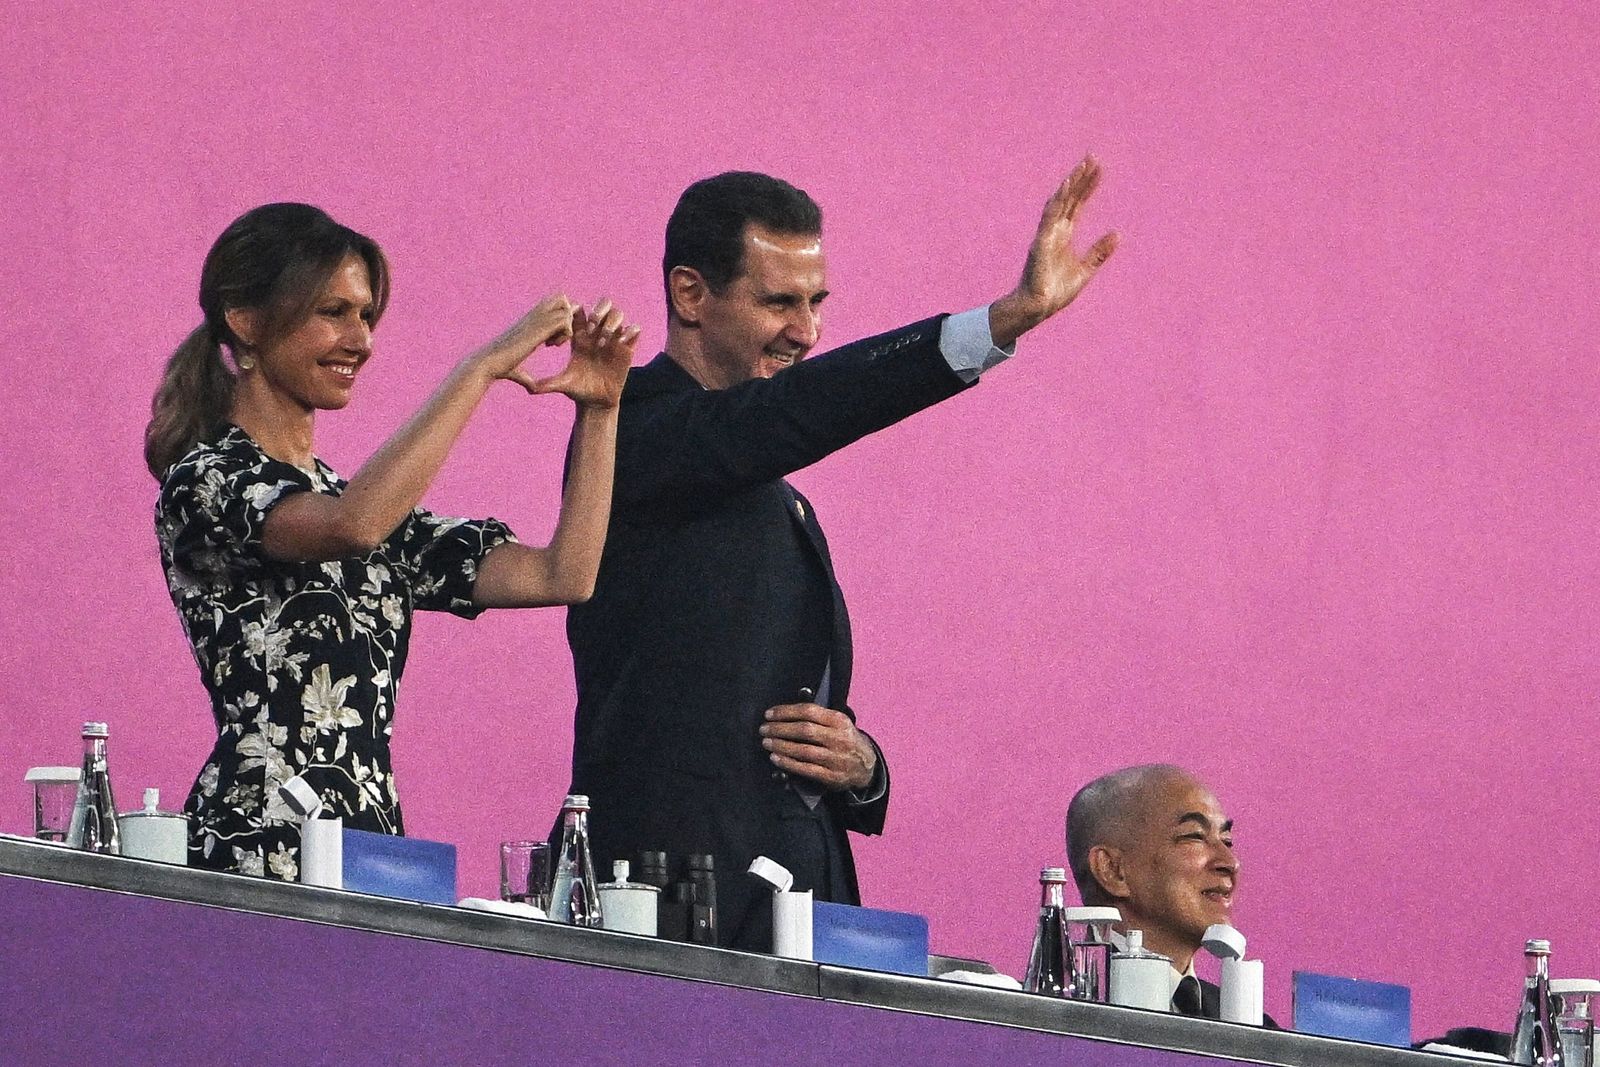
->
[300,816,343,888]
[598,885,658,935]
[773,890,813,960]
[1220,958,1264,1025]
[119,812,188,864]
[1110,954,1172,1011]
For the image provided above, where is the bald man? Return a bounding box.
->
[1067,764,1269,1022]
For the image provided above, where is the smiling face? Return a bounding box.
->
[1091,772,1238,967]
[681,224,828,388]
[238,253,376,413]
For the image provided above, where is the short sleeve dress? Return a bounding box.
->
[155,425,514,880]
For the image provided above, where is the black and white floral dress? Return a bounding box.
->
[155,425,513,880]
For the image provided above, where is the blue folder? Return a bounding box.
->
[1293,971,1411,1047]
[340,827,457,906]
[812,901,929,977]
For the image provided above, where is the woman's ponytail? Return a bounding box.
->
[144,321,236,480]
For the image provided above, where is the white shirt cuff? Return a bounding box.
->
[939,305,1015,383]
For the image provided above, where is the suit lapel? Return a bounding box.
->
[778,480,853,707]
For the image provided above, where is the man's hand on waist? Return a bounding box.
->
[759,702,877,792]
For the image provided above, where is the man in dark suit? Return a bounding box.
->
[1067,764,1277,1024]
[566,161,1117,950]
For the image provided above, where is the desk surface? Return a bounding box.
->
[0,836,1466,1067]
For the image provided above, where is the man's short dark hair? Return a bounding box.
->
[663,171,822,319]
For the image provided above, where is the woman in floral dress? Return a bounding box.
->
[145,203,639,878]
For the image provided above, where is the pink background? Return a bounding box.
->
[3,1,1596,1038]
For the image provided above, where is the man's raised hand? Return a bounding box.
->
[989,155,1119,348]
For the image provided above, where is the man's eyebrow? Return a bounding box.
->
[758,288,829,304]
[1174,812,1233,832]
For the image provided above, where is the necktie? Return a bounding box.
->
[1173,974,1204,1017]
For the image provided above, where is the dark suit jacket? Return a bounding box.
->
[564,316,970,945]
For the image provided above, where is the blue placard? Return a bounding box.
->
[1293,970,1412,1047]
[341,828,457,906]
[812,901,929,977]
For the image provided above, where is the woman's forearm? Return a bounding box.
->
[344,359,498,532]
[543,404,620,598]
[262,297,576,563]
[263,358,497,561]
[473,403,619,607]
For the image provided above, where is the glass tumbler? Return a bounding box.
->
[1553,982,1598,1067]
[25,767,81,842]
[500,840,553,910]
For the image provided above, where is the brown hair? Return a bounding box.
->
[143,203,390,479]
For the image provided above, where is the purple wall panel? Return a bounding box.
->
[0,875,1221,1067]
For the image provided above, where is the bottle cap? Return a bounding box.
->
[1526,939,1552,955]
[1201,923,1247,960]
[637,850,668,868]
[748,855,795,892]
[689,853,714,871]
[561,794,590,811]
[277,776,323,818]
[1063,906,1122,923]
[81,722,109,738]
[143,788,160,813]
[1039,866,1067,883]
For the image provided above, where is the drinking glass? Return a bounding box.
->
[25,767,80,842]
[499,840,552,909]
[1555,987,1596,1067]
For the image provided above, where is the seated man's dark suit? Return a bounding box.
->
[564,316,970,949]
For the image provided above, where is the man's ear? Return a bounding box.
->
[223,306,261,350]
[667,266,707,326]
[1087,844,1129,901]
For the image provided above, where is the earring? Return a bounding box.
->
[238,353,256,371]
